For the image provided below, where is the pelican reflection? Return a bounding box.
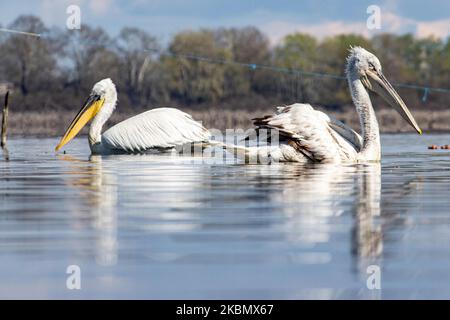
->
[58,154,118,266]
[247,163,383,261]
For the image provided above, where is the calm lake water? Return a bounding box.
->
[1,134,450,299]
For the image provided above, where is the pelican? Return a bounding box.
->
[226,47,422,163]
[55,78,210,155]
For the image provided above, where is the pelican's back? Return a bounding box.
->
[252,103,361,163]
[101,108,210,153]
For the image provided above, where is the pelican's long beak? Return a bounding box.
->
[55,94,104,151]
[364,70,422,135]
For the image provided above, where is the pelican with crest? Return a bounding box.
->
[227,47,422,163]
[55,78,210,155]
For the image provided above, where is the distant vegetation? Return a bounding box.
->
[1,15,450,134]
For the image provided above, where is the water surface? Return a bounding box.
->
[1,134,450,299]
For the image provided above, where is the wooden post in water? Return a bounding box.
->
[1,91,9,148]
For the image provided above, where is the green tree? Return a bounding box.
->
[166,30,231,104]
[214,27,271,99]
[318,34,373,107]
[274,33,319,103]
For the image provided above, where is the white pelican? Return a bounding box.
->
[55,78,210,154]
[226,47,422,163]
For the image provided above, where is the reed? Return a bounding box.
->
[4,107,450,136]
[1,91,9,148]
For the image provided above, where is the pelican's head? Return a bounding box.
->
[346,46,422,135]
[55,78,117,152]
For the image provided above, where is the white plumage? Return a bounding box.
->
[252,103,362,163]
[224,47,421,164]
[101,108,209,153]
[56,78,210,155]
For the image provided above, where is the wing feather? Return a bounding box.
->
[253,103,360,162]
[101,108,209,153]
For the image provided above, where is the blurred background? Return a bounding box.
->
[1,0,450,134]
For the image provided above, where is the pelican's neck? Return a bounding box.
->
[89,116,104,147]
[348,75,380,161]
[89,100,116,152]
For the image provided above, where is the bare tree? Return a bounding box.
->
[0,15,56,96]
[114,27,161,106]
[58,24,119,95]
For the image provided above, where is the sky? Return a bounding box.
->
[1,0,450,45]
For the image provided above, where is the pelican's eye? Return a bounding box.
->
[368,62,376,71]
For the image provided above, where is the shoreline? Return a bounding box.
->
[5,108,450,136]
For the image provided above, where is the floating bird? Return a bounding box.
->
[55,79,210,155]
[225,47,422,163]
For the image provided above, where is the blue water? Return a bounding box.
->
[1,134,450,299]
